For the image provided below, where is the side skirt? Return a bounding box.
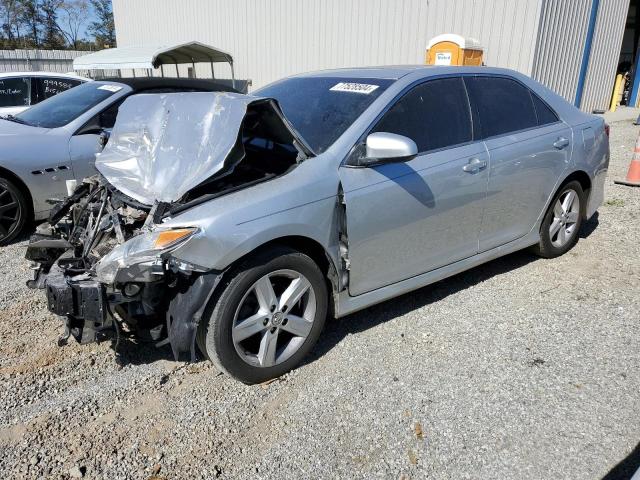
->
[335,230,540,318]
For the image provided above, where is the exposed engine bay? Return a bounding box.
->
[27,177,158,348]
[25,92,311,360]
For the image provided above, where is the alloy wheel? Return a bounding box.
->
[0,183,20,242]
[232,269,317,368]
[549,188,580,248]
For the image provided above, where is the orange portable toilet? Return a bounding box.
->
[426,34,483,66]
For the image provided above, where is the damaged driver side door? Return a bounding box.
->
[338,77,489,296]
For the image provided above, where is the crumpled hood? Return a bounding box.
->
[96,91,311,205]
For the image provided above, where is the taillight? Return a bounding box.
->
[604,123,610,137]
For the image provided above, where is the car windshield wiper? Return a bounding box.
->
[2,115,31,126]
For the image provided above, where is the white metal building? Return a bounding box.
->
[112,0,633,112]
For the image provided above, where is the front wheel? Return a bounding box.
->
[198,246,328,384]
[533,180,585,258]
[0,177,29,246]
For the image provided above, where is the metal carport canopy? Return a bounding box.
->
[73,41,234,70]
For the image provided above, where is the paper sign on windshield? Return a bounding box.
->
[98,85,123,92]
[330,82,379,94]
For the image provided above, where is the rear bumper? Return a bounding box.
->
[586,165,607,219]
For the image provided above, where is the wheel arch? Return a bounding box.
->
[211,235,341,318]
[559,170,591,214]
[248,235,339,289]
[0,166,34,221]
[533,169,593,241]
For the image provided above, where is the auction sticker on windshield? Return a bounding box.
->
[98,85,123,92]
[330,82,379,94]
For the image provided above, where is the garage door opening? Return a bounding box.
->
[620,0,640,106]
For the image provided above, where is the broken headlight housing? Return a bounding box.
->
[96,227,199,284]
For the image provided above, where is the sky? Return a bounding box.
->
[56,2,103,43]
[81,7,100,41]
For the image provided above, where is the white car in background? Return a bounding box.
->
[0,71,88,117]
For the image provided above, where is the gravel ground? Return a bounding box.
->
[1,119,639,480]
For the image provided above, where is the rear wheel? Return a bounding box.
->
[197,246,328,384]
[0,177,29,246]
[533,180,584,258]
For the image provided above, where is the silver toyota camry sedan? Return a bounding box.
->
[26,66,609,384]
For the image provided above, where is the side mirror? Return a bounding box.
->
[98,130,111,148]
[361,132,418,166]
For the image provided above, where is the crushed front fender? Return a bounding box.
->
[165,271,223,362]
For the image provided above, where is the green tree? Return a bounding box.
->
[87,0,114,48]
[18,0,42,47]
[40,0,66,48]
[58,0,89,49]
[1,0,106,50]
[0,0,25,48]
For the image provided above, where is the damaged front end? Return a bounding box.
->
[26,91,310,361]
[26,175,220,361]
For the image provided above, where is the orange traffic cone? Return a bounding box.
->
[615,130,640,187]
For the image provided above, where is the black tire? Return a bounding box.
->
[197,246,328,384]
[533,180,585,258]
[0,177,29,246]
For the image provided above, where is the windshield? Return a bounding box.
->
[15,82,124,128]
[256,77,394,153]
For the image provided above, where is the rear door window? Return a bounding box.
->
[465,76,538,138]
[531,93,559,126]
[34,77,83,101]
[372,77,473,152]
[0,77,30,108]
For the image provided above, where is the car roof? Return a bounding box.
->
[291,65,527,80]
[97,76,238,92]
[0,71,88,80]
[292,66,427,80]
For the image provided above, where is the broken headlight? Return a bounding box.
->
[96,228,198,284]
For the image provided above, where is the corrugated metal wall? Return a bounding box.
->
[531,0,629,112]
[0,49,89,73]
[581,0,630,112]
[112,0,542,90]
[112,0,629,110]
[531,0,593,104]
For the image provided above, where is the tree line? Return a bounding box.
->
[0,0,115,51]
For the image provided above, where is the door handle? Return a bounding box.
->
[462,157,487,173]
[553,137,570,149]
